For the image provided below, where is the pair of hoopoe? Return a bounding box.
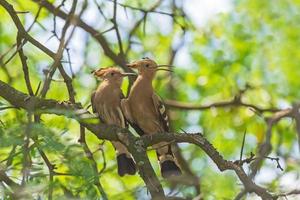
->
[91,58,181,178]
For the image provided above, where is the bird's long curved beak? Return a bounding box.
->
[157,64,174,68]
[156,68,173,72]
[156,64,174,72]
[121,72,137,76]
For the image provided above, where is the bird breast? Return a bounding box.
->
[94,88,124,126]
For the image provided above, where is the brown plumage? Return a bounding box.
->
[121,58,181,178]
[91,67,136,176]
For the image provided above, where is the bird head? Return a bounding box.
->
[92,67,135,86]
[126,57,172,80]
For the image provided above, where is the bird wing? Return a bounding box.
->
[152,93,170,132]
[91,91,97,113]
[91,91,105,123]
[120,93,129,128]
[121,98,145,136]
[120,98,133,123]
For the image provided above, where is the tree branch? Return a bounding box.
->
[78,125,108,200]
[0,78,165,199]
[0,79,275,199]
[164,98,280,113]
[39,0,78,102]
[31,0,136,86]
[16,34,34,96]
[250,108,293,178]
[31,0,127,67]
[0,0,76,102]
[0,169,19,188]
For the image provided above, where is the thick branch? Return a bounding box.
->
[165,98,280,113]
[0,169,22,199]
[141,133,273,199]
[0,79,164,199]
[0,79,274,199]
[0,169,19,188]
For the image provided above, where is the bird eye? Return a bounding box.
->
[111,73,114,76]
[145,64,149,68]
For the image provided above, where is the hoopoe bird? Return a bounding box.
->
[91,67,136,176]
[121,58,182,178]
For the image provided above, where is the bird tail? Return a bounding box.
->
[157,145,181,178]
[117,154,136,176]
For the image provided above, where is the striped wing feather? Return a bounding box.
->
[152,93,170,132]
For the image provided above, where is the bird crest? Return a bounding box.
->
[92,67,121,77]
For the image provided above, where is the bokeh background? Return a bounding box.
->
[1,0,300,199]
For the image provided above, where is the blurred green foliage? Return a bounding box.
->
[0,0,300,199]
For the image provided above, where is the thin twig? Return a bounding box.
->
[239,129,247,162]
[78,125,108,200]
[106,0,174,17]
[17,34,34,96]
[39,0,78,103]
[37,147,55,200]
[112,0,124,55]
